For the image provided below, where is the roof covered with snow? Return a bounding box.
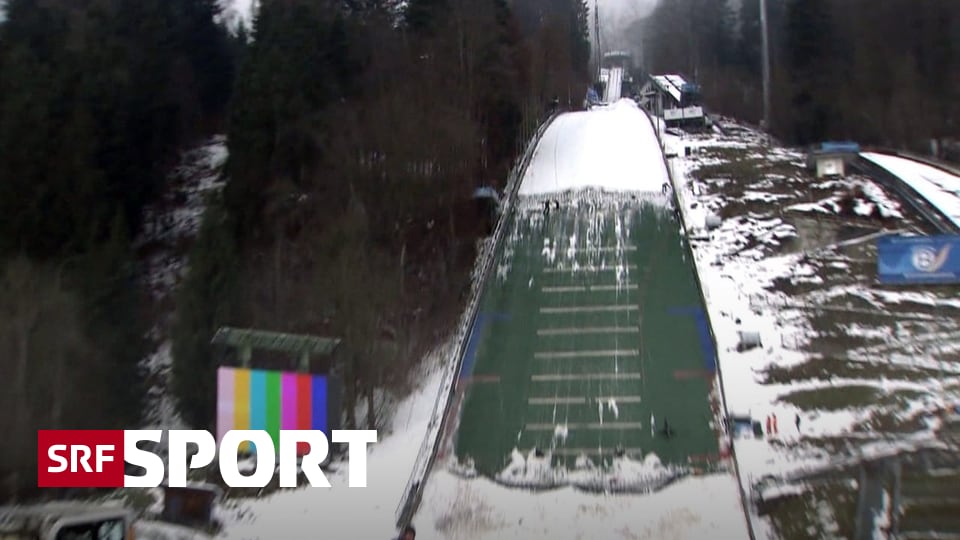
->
[651,74,688,104]
[861,152,960,229]
[517,100,669,196]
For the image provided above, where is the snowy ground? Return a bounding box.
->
[665,119,960,538]
[215,348,452,539]
[416,469,745,540]
[53,137,229,539]
[135,135,227,429]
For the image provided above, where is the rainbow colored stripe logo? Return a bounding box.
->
[216,367,327,454]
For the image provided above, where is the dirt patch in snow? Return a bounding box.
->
[669,120,960,538]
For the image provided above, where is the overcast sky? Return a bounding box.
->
[593,0,659,62]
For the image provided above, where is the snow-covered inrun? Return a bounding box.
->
[604,67,624,103]
[518,100,669,196]
[862,152,960,228]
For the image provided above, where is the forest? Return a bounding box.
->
[637,0,960,151]
[0,0,590,500]
[0,0,957,502]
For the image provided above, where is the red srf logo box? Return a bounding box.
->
[37,430,125,487]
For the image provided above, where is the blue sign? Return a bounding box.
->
[877,235,960,284]
[820,141,860,153]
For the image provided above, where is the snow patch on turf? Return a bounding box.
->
[607,398,620,419]
[491,448,686,493]
[419,469,746,540]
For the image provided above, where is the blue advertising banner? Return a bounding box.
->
[877,235,960,284]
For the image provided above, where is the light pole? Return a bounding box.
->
[594,0,602,81]
[760,0,771,131]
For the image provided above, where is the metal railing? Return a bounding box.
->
[394,112,559,530]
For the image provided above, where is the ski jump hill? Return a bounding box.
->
[399,99,748,539]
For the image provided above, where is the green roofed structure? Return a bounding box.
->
[211,326,341,372]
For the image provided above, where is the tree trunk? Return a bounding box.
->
[52,349,65,428]
[13,322,31,437]
[365,383,376,430]
[399,243,406,296]
[344,357,357,430]
[10,322,31,503]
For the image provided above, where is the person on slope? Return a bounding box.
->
[661,418,674,439]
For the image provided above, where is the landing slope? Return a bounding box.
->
[412,101,746,539]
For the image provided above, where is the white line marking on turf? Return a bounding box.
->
[527,396,642,405]
[525,422,643,431]
[531,373,642,381]
[528,397,587,405]
[540,305,638,314]
[541,284,639,293]
[564,246,638,253]
[595,396,642,403]
[537,327,639,336]
[551,447,644,456]
[534,349,640,359]
[542,265,637,273]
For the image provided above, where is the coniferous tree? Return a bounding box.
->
[172,202,239,430]
[0,0,235,499]
[783,0,837,143]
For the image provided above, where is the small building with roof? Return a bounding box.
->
[807,141,861,177]
[639,73,706,128]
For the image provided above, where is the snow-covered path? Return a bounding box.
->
[861,152,960,229]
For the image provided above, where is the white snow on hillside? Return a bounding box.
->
[518,100,669,196]
[217,350,450,539]
[862,152,960,228]
[664,125,960,537]
[136,135,227,430]
[217,0,255,31]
